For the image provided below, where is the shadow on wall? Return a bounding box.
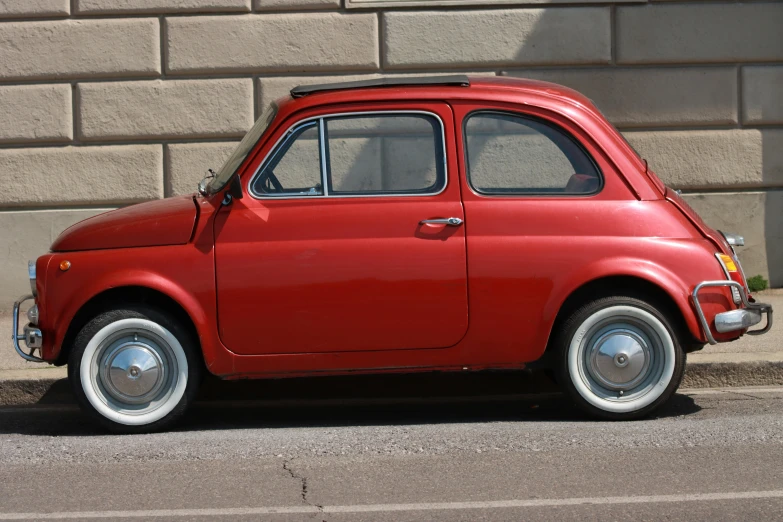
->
[286,6,780,286]
[503,7,780,287]
[762,134,782,288]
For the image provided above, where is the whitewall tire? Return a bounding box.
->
[555,296,686,420]
[69,306,201,433]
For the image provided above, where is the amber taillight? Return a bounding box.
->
[715,253,746,305]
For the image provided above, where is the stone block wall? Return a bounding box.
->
[0,0,781,305]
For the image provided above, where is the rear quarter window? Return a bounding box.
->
[464,111,602,196]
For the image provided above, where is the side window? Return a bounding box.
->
[324,114,445,195]
[464,112,601,195]
[252,121,323,196]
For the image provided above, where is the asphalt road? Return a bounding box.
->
[1,386,783,521]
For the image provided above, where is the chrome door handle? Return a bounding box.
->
[420,217,463,226]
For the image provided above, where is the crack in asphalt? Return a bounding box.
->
[283,458,325,520]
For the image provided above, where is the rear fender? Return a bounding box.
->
[543,257,705,345]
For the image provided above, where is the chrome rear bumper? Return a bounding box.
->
[715,308,762,333]
[12,294,44,362]
[692,281,773,345]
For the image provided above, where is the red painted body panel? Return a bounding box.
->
[214,101,468,355]
[214,198,469,355]
[33,76,746,378]
[38,196,223,369]
[51,196,197,252]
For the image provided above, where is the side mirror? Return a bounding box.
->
[222,173,244,206]
[197,168,217,196]
[229,173,243,200]
[197,177,210,196]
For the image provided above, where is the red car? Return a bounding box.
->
[13,76,773,432]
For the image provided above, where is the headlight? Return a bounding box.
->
[28,260,36,297]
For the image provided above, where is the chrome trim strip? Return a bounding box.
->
[318,117,329,197]
[248,110,449,201]
[691,281,773,345]
[734,252,750,291]
[12,294,44,362]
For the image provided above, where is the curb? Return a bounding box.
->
[0,375,68,406]
[2,360,783,407]
[682,361,783,389]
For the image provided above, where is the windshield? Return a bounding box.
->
[208,102,279,194]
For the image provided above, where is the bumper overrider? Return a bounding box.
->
[693,281,773,345]
[12,294,44,362]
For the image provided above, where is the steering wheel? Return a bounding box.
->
[263,171,284,193]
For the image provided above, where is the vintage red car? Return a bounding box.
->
[13,76,773,432]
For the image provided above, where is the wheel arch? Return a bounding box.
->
[56,285,202,367]
[543,272,703,360]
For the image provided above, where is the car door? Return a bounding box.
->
[214,103,468,355]
[452,101,636,364]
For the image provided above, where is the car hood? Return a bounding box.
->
[51,196,198,252]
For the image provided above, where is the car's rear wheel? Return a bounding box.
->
[68,305,201,433]
[554,296,686,420]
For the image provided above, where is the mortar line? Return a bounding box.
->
[70,82,80,145]
[377,10,384,73]
[0,137,246,151]
[159,15,167,79]
[3,64,778,88]
[737,65,743,129]
[3,124,782,151]
[610,4,617,66]
[3,0,781,23]
[253,75,259,120]
[161,142,170,198]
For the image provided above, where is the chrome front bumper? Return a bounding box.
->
[12,294,44,362]
[692,281,773,345]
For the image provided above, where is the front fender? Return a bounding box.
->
[57,271,208,345]
[38,245,218,366]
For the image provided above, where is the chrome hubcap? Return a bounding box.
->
[588,329,651,391]
[579,316,665,400]
[98,334,171,406]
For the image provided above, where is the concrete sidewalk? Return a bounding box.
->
[683,290,782,387]
[1,291,780,406]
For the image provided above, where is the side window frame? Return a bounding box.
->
[463,110,604,197]
[248,110,449,200]
[322,112,447,197]
[251,119,324,197]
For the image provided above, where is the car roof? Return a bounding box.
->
[268,75,657,201]
[275,75,597,117]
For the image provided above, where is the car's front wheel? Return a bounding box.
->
[555,296,686,420]
[68,305,201,433]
